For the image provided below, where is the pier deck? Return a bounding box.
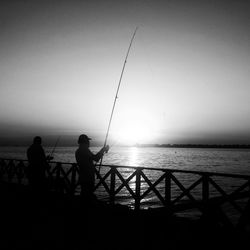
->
[0,182,249,250]
[1,158,250,249]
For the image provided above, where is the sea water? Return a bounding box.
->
[1,146,250,218]
[1,146,250,175]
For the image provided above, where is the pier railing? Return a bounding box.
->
[1,158,250,229]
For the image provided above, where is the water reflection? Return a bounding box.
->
[128,146,138,167]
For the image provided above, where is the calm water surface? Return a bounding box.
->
[1,146,250,218]
[1,146,250,175]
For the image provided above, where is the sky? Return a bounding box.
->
[0,0,250,146]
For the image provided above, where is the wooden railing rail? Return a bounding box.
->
[1,158,250,229]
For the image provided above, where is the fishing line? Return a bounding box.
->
[48,136,61,161]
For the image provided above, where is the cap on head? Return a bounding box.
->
[78,134,91,144]
[33,136,42,145]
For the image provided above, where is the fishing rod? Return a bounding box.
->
[47,136,60,161]
[97,27,138,174]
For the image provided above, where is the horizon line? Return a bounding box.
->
[1,143,249,148]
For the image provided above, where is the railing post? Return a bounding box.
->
[56,163,62,193]
[17,161,24,185]
[56,163,61,179]
[202,173,210,218]
[0,159,6,180]
[202,173,209,202]
[237,180,250,230]
[7,160,14,182]
[135,168,141,210]
[110,167,116,205]
[165,171,171,207]
[70,163,77,195]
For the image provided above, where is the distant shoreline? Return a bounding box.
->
[133,144,250,149]
[0,144,250,149]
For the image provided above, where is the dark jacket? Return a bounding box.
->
[75,145,104,190]
[27,144,48,183]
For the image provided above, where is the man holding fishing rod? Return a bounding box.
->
[75,134,109,203]
[75,27,136,205]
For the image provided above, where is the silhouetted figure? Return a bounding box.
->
[27,136,52,195]
[75,134,109,202]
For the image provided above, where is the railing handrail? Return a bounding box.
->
[1,157,250,180]
[1,157,250,230]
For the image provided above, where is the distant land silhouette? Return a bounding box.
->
[0,136,249,148]
[134,143,250,149]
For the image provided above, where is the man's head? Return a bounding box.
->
[33,136,42,145]
[78,134,91,145]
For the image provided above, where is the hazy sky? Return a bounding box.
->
[0,0,250,145]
